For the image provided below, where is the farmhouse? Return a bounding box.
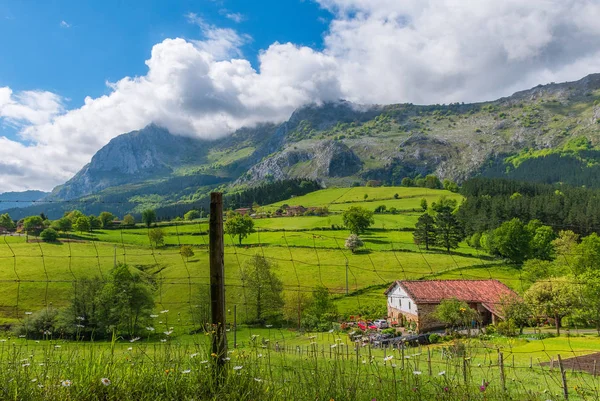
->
[384,280,517,332]
[234,208,253,216]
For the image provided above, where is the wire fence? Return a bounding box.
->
[1,199,600,400]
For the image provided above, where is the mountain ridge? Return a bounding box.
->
[7,73,600,219]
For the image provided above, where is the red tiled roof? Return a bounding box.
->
[385,279,517,317]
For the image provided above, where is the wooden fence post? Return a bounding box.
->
[209,192,227,384]
[557,354,569,400]
[427,348,432,375]
[499,352,506,392]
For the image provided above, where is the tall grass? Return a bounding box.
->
[0,335,592,400]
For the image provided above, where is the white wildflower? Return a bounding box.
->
[164,330,173,336]
[22,363,30,367]
[383,355,393,362]
[413,371,422,375]
[200,360,208,364]
[127,347,133,351]
[438,371,446,376]
[24,312,32,315]
[129,337,140,343]
[328,329,334,333]
[101,378,111,386]
[150,314,158,318]
[160,339,167,342]
[182,369,191,374]
[223,357,231,361]
[61,379,72,387]
[233,366,243,370]
[31,378,37,382]
[160,310,169,314]
[146,326,155,331]
[54,345,61,348]
[190,353,199,358]
[76,316,85,321]
[254,378,263,382]
[330,344,337,348]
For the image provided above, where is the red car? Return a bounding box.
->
[357,321,378,331]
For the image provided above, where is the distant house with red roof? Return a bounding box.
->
[235,208,253,216]
[384,280,517,332]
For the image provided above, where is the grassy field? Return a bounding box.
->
[0,327,598,400]
[0,186,505,328]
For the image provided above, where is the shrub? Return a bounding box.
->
[40,228,59,242]
[428,333,441,344]
[496,321,517,337]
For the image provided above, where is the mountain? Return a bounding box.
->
[0,190,48,212]
[7,73,600,219]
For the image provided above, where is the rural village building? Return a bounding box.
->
[384,279,518,332]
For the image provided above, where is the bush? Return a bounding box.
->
[428,333,442,344]
[40,228,59,242]
[14,308,59,339]
[496,321,517,337]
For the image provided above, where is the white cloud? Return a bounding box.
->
[59,20,71,28]
[3,0,600,192]
[221,10,245,23]
[0,87,64,127]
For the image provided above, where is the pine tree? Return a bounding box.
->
[413,213,437,250]
[434,206,464,252]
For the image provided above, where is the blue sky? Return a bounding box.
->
[0,0,331,139]
[1,0,600,192]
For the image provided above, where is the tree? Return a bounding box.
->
[74,216,91,233]
[99,212,115,228]
[434,298,478,330]
[241,255,284,323]
[307,285,337,321]
[363,194,368,200]
[51,217,72,233]
[393,193,400,199]
[40,228,59,242]
[425,174,442,189]
[500,296,531,334]
[342,206,374,235]
[528,223,556,260]
[148,227,165,248]
[184,210,201,221]
[284,291,311,330]
[141,209,157,228]
[575,233,600,275]
[443,179,459,192]
[345,234,364,253]
[491,218,531,264]
[420,198,428,211]
[88,215,102,231]
[413,213,437,250]
[180,245,194,261]
[57,277,105,340]
[434,205,464,252]
[122,214,136,227]
[224,212,255,245]
[401,177,414,187]
[524,277,579,336]
[65,210,85,223]
[577,270,600,334]
[0,213,15,231]
[97,264,154,337]
[23,215,44,240]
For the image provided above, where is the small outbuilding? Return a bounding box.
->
[384,279,518,332]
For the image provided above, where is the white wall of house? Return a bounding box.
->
[387,284,417,315]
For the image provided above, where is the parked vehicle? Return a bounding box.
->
[373,319,389,329]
